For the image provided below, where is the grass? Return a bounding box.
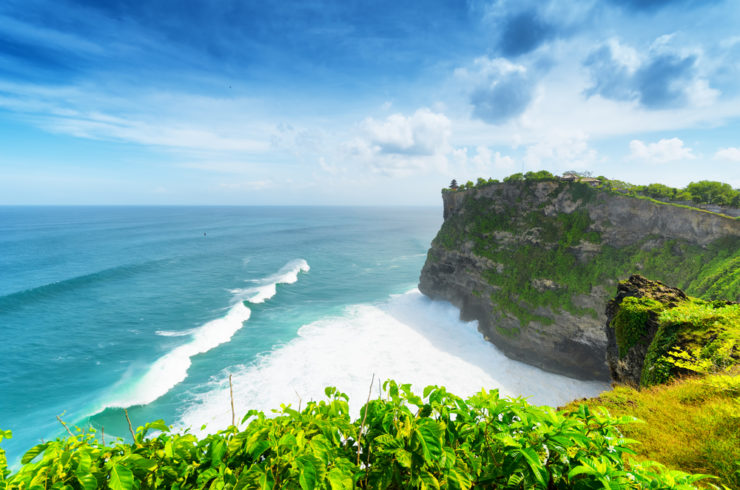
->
[564,371,740,489]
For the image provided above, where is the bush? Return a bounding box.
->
[0,383,718,489]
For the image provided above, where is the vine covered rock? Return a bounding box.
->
[605,275,739,386]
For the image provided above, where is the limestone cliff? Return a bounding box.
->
[419,179,740,380]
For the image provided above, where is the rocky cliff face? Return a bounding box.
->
[419,180,740,380]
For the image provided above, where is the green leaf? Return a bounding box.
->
[374,434,403,450]
[109,463,134,490]
[123,454,157,472]
[75,450,92,474]
[210,440,227,467]
[568,465,595,479]
[419,471,441,490]
[447,467,472,490]
[145,420,169,432]
[423,386,436,399]
[395,449,413,469]
[196,467,218,487]
[297,455,319,490]
[417,420,442,461]
[76,473,98,490]
[326,467,353,490]
[248,440,270,460]
[240,409,260,424]
[164,440,174,459]
[518,448,547,487]
[21,443,48,464]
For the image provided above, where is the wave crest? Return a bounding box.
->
[233,258,310,304]
[101,259,309,409]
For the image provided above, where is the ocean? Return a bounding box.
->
[0,206,608,463]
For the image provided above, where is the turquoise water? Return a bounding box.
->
[0,206,608,463]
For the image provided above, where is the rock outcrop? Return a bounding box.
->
[419,179,740,380]
[604,275,687,385]
[605,274,738,386]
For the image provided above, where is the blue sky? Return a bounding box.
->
[1,0,739,205]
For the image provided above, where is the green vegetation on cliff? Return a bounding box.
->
[610,294,739,387]
[0,382,719,489]
[431,176,740,328]
[444,172,740,211]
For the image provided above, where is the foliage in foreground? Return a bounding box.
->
[0,382,721,489]
[565,371,740,489]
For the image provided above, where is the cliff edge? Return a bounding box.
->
[419,178,740,380]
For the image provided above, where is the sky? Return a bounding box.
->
[0,0,739,205]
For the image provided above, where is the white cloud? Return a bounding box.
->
[43,114,270,153]
[361,108,451,156]
[715,147,740,162]
[606,38,640,72]
[629,137,695,163]
[523,132,599,171]
[471,146,515,170]
[341,108,452,176]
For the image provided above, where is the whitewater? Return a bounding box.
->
[0,206,609,463]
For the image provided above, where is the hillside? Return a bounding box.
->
[419,175,740,379]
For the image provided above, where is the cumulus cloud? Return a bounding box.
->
[452,146,516,175]
[715,147,740,162]
[629,137,695,163]
[465,57,535,125]
[523,132,599,170]
[361,108,451,156]
[342,108,452,176]
[583,38,717,109]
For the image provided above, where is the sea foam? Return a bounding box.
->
[178,289,609,435]
[232,259,310,304]
[103,259,309,408]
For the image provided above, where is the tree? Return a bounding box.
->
[524,170,554,181]
[503,172,524,183]
[643,183,675,201]
[686,181,737,206]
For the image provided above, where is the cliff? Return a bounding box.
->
[419,178,740,380]
[605,274,738,386]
